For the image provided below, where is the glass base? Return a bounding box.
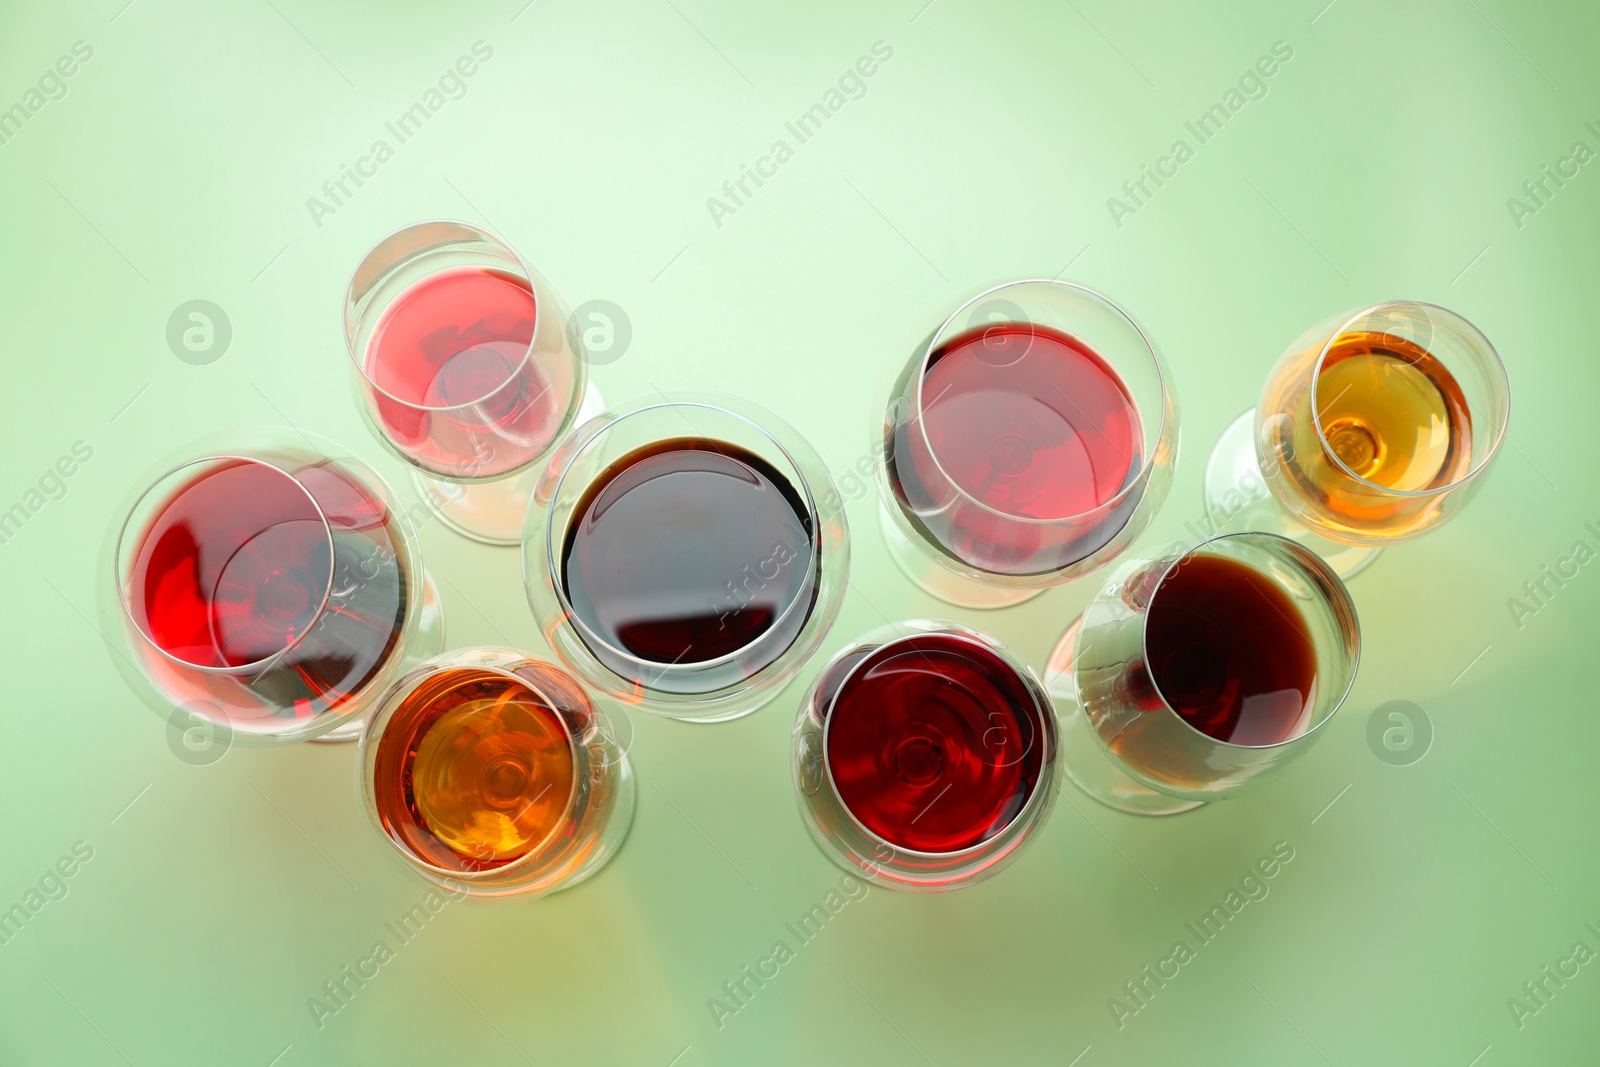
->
[1201,408,1380,579]
[413,382,606,546]
[1043,617,1202,816]
[877,503,1042,609]
[312,570,446,744]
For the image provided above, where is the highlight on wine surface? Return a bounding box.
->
[877,279,1177,609]
[100,428,443,746]
[360,647,633,900]
[527,395,850,723]
[1045,532,1359,816]
[1203,300,1509,577]
[792,620,1059,891]
[343,219,595,545]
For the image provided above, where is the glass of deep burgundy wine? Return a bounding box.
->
[100,428,444,746]
[359,647,632,901]
[1045,532,1359,816]
[879,279,1177,609]
[1202,301,1509,577]
[526,395,849,723]
[343,219,602,546]
[792,620,1058,891]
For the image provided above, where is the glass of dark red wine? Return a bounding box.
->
[1045,532,1359,815]
[880,279,1177,608]
[525,395,849,723]
[359,646,632,900]
[100,428,444,746]
[791,620,1058,891]
[343,219,601,546]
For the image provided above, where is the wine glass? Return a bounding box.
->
[359,647,632,900]
[100,428,444,746]
[343,219,602,546]
[1045,532,1359,816]
[877,279,1177,609]
[525,394,849,723]
[791,620,1059,892]
[1203,301,1510,576]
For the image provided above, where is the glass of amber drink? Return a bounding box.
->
[360,647,632,900]
[1202,301,1509,576]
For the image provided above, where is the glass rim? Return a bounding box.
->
[817,622,1054,860]
[1308,299,1511,498]
[541,399,828,678]
[1135,531,1361,752]
[365,659,584,881]
[114,453,337,677]
[904,277,1171,527]
[342,217,563,415]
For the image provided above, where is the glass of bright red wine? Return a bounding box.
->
[1045,532,1359,816]
[525,394,849,723]
[879,279,1177,608]
[359,647,633,901]
[100,428,444,746]
[343,219,601,546]
[791,620,1059,892]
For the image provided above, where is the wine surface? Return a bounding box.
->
[823,632,1044,853]
[1144,553,1318,746]
[364,265,559,477]
[1314,330,1472,492]
[372,668,576,871]
[560,437,817,681]
[888,322,1144,572]
[129,458,407,715]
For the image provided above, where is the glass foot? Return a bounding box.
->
[312,570,445,744]
[1044,617,1202,816]
[412,382,606,546]
[1201,408,1380,579]
[877,503,1041,609]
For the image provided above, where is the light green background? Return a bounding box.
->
[1,0,1596,1063]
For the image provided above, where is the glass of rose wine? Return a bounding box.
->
[878,279,1177,609]
[360,647,632,900]
[792,620,1058,891]
[526,394,850,723]
[101,428,444,746]
[1203,301,1510,576]
[1045,532,1359,816]
[343,219,602,546]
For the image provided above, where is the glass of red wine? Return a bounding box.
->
[525,394,849,723]
[1045,532,1359,815]
[791,620,1058,891]
[343,219,601,546]
[359,646,633,900]
[879,280,1177,608]
[100,428,444,747]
